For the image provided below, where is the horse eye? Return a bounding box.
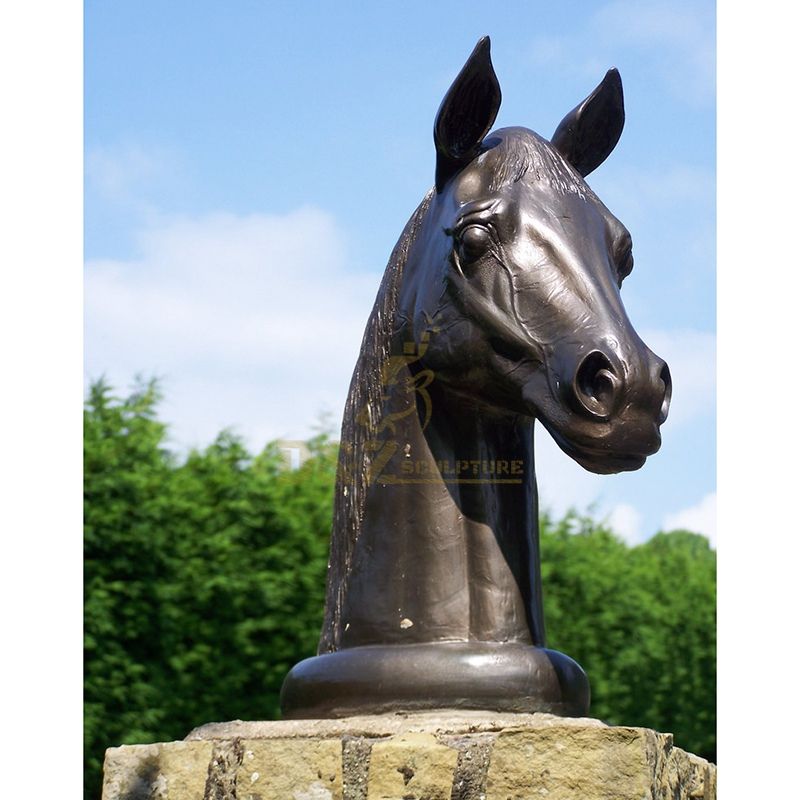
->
[456,225,492,262]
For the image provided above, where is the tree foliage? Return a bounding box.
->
[540,512,716,761]
[84,382,715,799]
[84,381,335,799]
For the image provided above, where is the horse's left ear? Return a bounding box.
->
[551,69,625,177]
[434,36,502,192]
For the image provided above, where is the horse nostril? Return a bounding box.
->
[573,351,620,419]
[658,363,672,425]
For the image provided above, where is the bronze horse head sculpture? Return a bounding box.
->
[282,37,671,718]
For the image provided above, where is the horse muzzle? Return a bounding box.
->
[569,347,671,426]
[532,342,671,475]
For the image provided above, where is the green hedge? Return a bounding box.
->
[84,381,715,799]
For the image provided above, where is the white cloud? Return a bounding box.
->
[642,328,715,427]
[86,143,169,203]
[606,503,644,546]
[85,207,377,449]
[663,491,716,546]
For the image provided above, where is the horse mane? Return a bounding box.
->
[481,127,591,199]
[319,188,434,653]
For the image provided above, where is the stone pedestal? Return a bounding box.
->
[102,711,716,800]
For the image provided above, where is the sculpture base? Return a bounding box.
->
[280,641,590,719]
[102,712,717,800]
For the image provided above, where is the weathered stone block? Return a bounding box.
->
[236,738,343,800]
[485,726,713,800]
[366,732,459,800]
[102,741,213,800]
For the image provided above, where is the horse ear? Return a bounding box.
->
[551,68,625,177]
[434,36,502,192]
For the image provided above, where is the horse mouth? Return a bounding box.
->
[541,420,658,475]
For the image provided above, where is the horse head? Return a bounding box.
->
[399,37,671,475]
[281,37,672,719]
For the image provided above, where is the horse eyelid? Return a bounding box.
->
[449,218,492,237]
[449,220,498,251]
[449,200,503,235]
[615,252,633,286]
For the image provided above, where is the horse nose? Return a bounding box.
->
[572,350,621,419]
[656,360,672,425]
[572,350,672,424]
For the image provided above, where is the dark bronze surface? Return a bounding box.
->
[281,643,589,719]
[281,37,670,719]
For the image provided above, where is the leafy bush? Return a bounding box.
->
[541,512,716,760]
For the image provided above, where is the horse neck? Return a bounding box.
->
[335,362,545,648]
[420,380,545,645]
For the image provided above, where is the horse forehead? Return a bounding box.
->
[451,164,493,203]
[452,168,620,238]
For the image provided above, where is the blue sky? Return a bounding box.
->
[84,0,716,545]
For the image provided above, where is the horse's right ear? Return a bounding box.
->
[434,36,502,192]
